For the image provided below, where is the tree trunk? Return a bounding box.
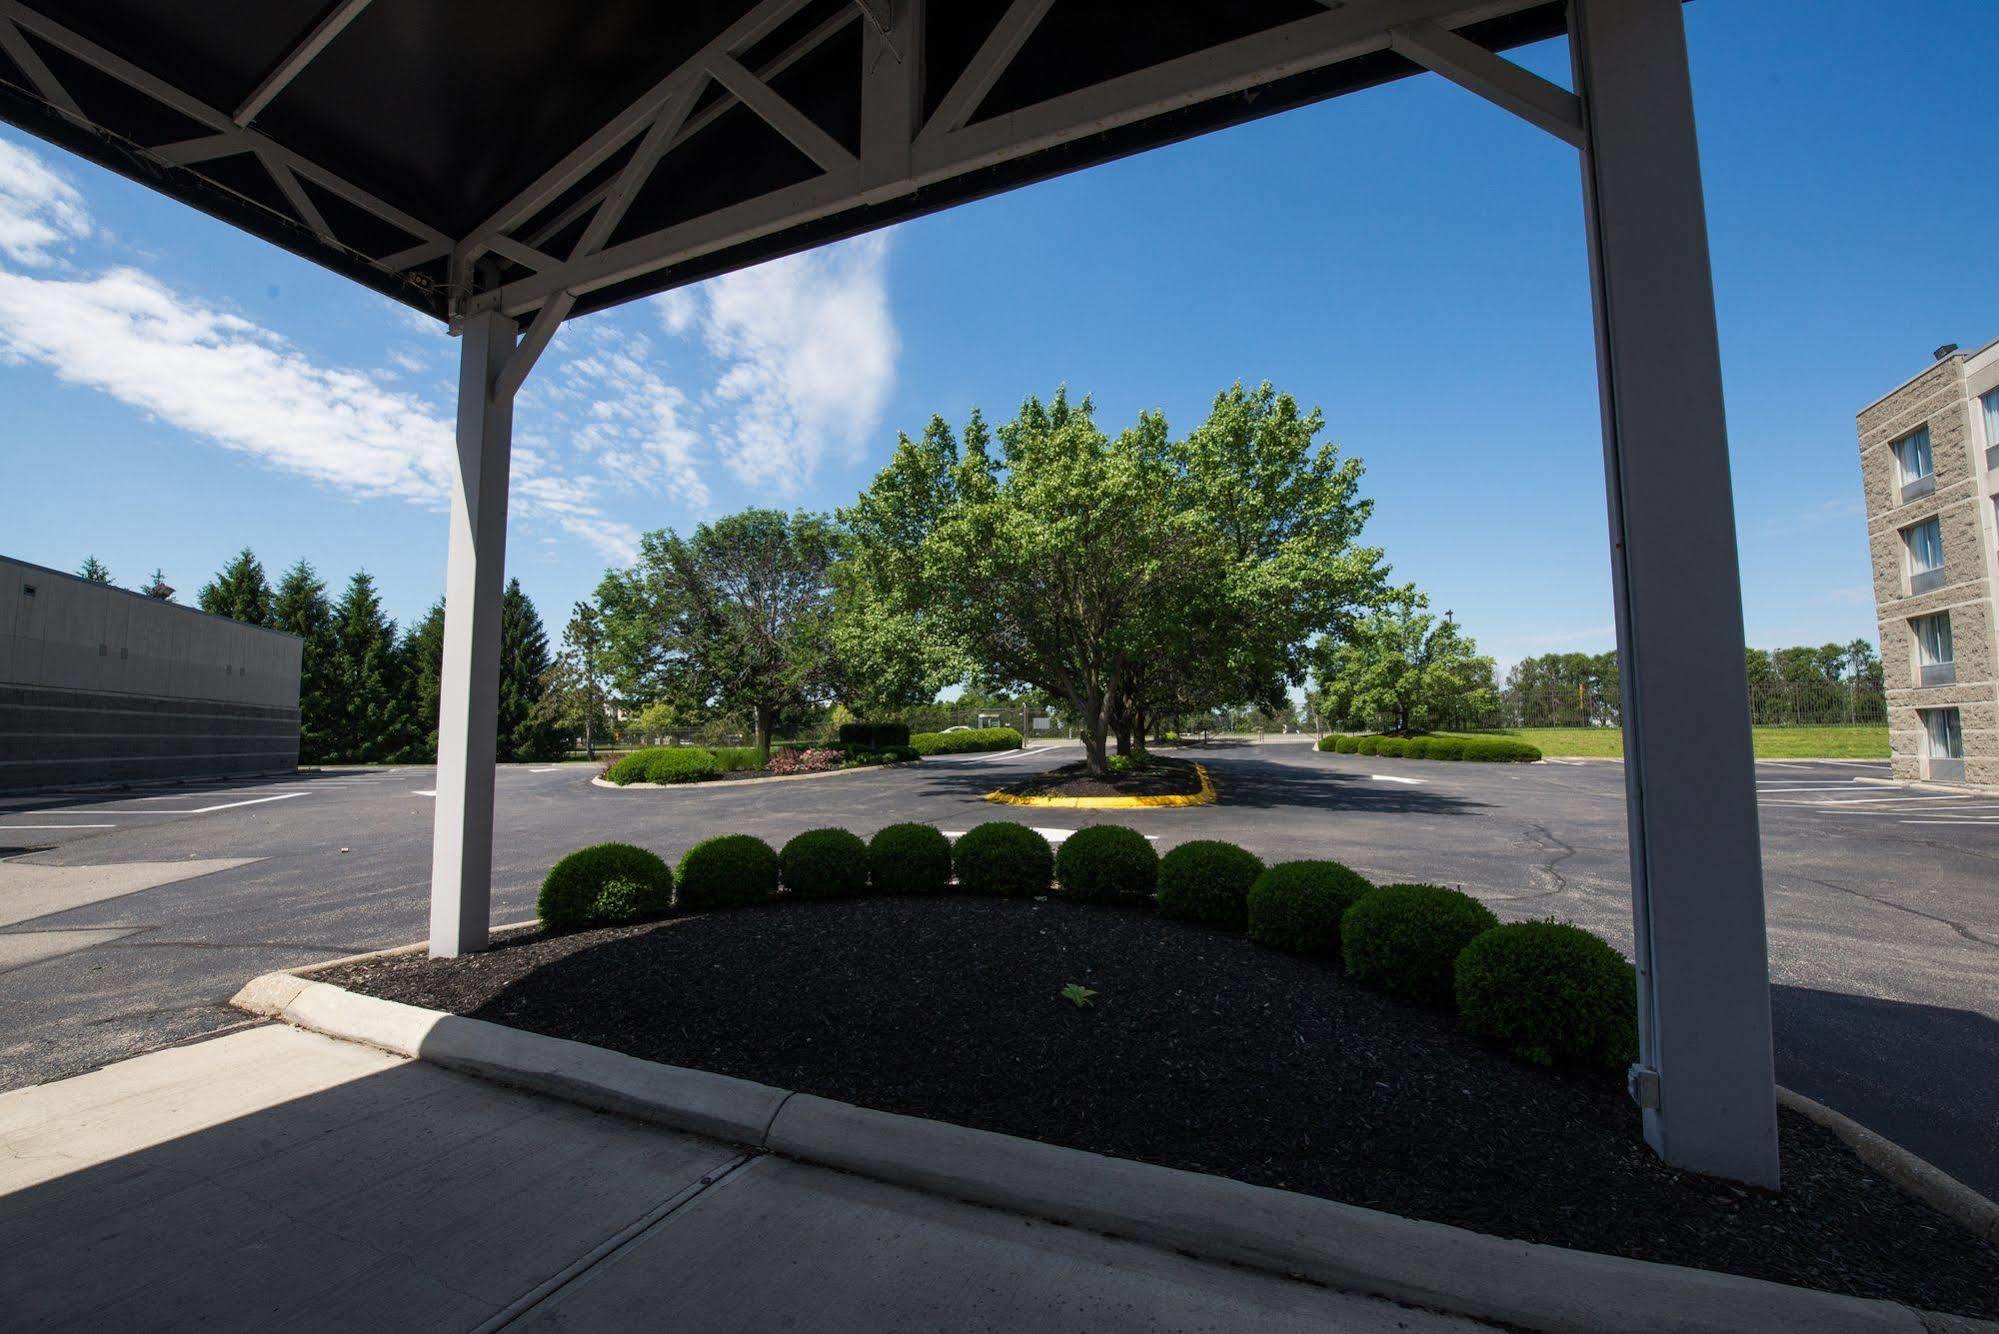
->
[1113,719,1135,757]
[583,706,594,759]
[754,703,772,765]
[1078,694,1110,776]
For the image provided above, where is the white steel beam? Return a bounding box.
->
[1389,18,1582,148]
[707,51,858,174]
[860,0,923,193]
[234,0,374,126]
[0,1,448,257]
[1571,0,1780,1186]
[0,15,82,120]
[461,0,816,255]
[468,0,1526,318]
[258,148,332,240]
[572,80,705,261]
[430,310,519,958]
[916,0,1052,142]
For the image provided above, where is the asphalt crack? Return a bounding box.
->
[1793,874,1999,951]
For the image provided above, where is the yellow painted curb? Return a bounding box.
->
[985,763,1216,809]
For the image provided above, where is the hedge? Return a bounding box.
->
[867,822,954,893]
[1356,736,1380,756]
[838,721,912,750]
[953,821,1053,896]
[677,833,779,909]
[709,745,765,773]
[1341,883,1499,1006]
[1455,736,1542,762]
[1322,734,1541,763]
[1155,840,1265,929]
[605,746,723,784]
[1455,920,1639,1069]
[538,842,673,929]
[779,827,870,899]
[1246,860,1373,957]
[911,727,1022,756]
[1055,824,1158,904]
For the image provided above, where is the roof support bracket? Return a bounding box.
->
[1388,19,1585,149]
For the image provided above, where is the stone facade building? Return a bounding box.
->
[1857,338,1999,785]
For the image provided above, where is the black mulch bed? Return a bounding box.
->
[997,754,1206,799]
[323,897,1999,1318]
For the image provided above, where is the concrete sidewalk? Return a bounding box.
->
[0,1025,1484,1332]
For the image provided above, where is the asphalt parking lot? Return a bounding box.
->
[3,741,1994,1195]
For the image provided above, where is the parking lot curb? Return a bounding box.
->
[1776,1087,1999,1245]
[589,761,919,791]
[231,972,1953,1334]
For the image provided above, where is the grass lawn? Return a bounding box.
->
[1442,725,1889,760]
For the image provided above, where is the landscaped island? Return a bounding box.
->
[600,724,1021,785]
[322,824,1999,1319]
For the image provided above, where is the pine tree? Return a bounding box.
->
[142,568,175,601]
[400,599,447,763]
[328,571,409,763]
[76,556,114,585]
[498,578,560,762]
[197,548,273,625]
[271,560,337,764]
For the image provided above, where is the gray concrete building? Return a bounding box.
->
[1857,338,1999,786]
[0,556,301,791]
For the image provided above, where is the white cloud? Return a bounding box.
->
[0,136,90,266]
[686,231,897,493]
[548,326,709,508]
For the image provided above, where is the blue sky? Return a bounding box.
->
[3,1,1994,671]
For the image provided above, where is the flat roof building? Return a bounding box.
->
[0,556,302,791]
[1857,338,1999,787]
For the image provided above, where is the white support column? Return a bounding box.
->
[429,310,519,958]
[1571,0,1780,1186]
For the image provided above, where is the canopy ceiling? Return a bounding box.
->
[0,0,1564,322]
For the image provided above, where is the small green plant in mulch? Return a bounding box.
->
[1060,982,1098,1008]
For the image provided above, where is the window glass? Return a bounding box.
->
[1922,708,1964,759]
[1914,613,1954,665]
[1906,518,1943,572]
[1894,427,1933,483]
[1983,390,1999,450]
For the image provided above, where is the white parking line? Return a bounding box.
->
[940,828,1158,844]
[0,823,117,829]
[94,792,308,815]
[529,767,564,773]
[1370,774,1425,785]
[414,790,437,797]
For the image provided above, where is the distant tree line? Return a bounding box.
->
[84,550,581,765]
[1498,641,1883,728]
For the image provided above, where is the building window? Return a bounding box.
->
[1984,389,1999,448]
[1893,427,1934,485]
[1903,517,1944,591]
[1921,706,1964,759]
[1913,612,1955,685]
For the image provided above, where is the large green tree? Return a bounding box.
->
[197,548,273,625]
[400,599,447,762]
[1312,588,1497,735]
[498,577,560,762]
[326,571,409,763]
[271,560,337,764]
[599,509,839,762]
[540,600,612,758]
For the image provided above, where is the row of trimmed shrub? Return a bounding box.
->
[1318,733,1542,762]
[909,726,1022,756]
[604,743,917,785]
[540,822,1634,1071]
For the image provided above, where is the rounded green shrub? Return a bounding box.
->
[1315,735,1338,753]
[1457,736,1542,763]
[676,833,778,910]
[1421,736,1466,760]
[779,827,869,899]
[538,842,673,929]
[1333,735,1359,754]
[1356,736,1381,756]
[644,747,720,783]
[867,823,954,894]
[1055,825,1158,905]
[594,877,646,925]
[1373,737,1408,758]
[1155,840,1265,929]
[1246,860,1373,957]
[1455,921,1639,1069]
[604,750,653,784]
[953,821,1053,897]
[1342,883,1500,1006]
[909,727,1021,756]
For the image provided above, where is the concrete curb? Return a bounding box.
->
[1776,1087,1999,1246]
[230,975,1956,1334]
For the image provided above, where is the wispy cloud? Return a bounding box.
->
[686,231,898,494]
[0,136,89,266]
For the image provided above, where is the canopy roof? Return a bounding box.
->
[0,0,1562,322]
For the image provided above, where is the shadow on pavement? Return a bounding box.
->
[1772,983,1999,1198]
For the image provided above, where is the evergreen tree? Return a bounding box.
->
[76,556,114,585]
[197,548,273,625]
[271,560,337,764]
[498,578,560,762]
[142,568,175,601]
[328,571,409,763]
[400,599,447,763]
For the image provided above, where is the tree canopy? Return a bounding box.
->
[198,548,272,626]
[1311,588,1498,735]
